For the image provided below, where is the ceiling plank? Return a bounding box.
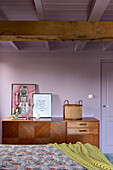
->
[0,9,8,20]
[34,0,44,20]
[75,41,87,51]
[1,21,113,41]
[8,41,21,51]
[103,42,113,51]
[75,0,110,51]
[87,0,111,21]
[43,41,50,50]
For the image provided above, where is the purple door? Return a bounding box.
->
[102,62,113,153]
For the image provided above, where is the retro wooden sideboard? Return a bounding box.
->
[1,117,99,148]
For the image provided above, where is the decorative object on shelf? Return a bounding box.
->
[10,115,13,120]
[35,112,40,120]
[64,100,83,120]
[11,84,36,117]
[13,106,20,120]
[33,93,52,118]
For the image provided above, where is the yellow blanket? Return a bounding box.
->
[48,142,113,170]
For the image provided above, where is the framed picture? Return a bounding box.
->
[33,93,52,118]
[11,84,36,117]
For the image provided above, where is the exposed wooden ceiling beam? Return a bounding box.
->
[8,41,21,51]
[75,0,110,51]
[1,21,113,41]
[34,0,44,20]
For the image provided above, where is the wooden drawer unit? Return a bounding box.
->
[1,117,99,147]
[67,119,99,148]
[67,121,99,135]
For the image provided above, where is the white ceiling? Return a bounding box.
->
[0,0,113,52]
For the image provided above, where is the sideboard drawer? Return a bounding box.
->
[67,128,98,135]
[67,122,98,128]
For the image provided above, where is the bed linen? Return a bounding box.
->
[0,144,113,170]
[49,142,113,170]
[0,144,86,170]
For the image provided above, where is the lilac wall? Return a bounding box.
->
[0,51,113,121]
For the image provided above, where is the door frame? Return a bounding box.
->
[100,60,113,151]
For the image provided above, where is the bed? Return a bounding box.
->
[0,144,86,170]
[0,144,113,170]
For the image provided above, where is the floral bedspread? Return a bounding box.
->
[0,144,86,170]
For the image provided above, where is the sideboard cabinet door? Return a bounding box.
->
[51,122,66,143]
[34,122,51,144]
[2,121,18,144]
[18,122,34,144]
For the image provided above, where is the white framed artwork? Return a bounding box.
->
[33,93,52,118]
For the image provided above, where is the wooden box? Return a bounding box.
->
[64,100,83,119]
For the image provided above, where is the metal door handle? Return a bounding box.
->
[103,105,109,108]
